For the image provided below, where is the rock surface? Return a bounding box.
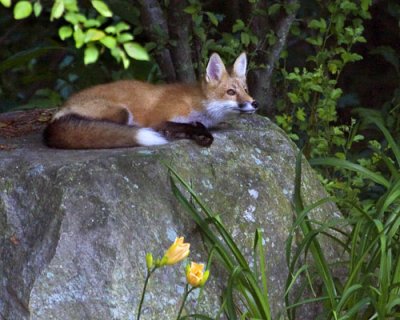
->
[0,115,338,319]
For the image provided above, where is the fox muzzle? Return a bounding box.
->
[239,101,258,114]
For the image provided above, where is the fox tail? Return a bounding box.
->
[43,114,168,149]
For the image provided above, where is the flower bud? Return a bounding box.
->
[145,253,153,270]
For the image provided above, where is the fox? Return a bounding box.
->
[43,52,258,149]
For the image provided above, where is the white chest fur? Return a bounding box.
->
[171,100,239,128]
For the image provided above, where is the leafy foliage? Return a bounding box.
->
[3,0,148,67]
[277,0,370,158]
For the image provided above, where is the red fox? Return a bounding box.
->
[43,52,258,149]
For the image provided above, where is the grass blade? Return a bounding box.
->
[310,157,390,188]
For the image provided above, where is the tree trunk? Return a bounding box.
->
[138,0,176,82]
[167,0,196,83]
[249,1,298,116]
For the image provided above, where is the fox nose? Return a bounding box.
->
[251,101,259,109]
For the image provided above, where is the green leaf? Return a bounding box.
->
[14,1,33,20]
[268,3,281,15]
[51,0,65,21]
[115,22,130,33]
[241,32,250,46]
[308,19,327,32]
[335,13,345,33]
[83,19,102,28]
[84,29,106,42]
[0,0,11,8]
[361,0,372,11]
[59,26,73,40]
[341,52,363,64]
[91,0,112,17]
[117,33,134,43]
[105,26,116,34]
[100,36,117,49]
[296,107,306,121]
[306,36,323,46]
[64,12,86,24]
[73,28,85,48]
[232,19,245,33]
[33,1,42,17]
[84,45,99,65]
[64,0,78,11]
[206,12,218,26]
[288,92,301,104]
[184,4,200,15]
[123,42,150,61]
[330,88,343,100]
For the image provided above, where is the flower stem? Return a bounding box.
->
[176,284,195,320]
[137,267,157,320]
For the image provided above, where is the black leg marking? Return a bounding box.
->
[157,121,214,147]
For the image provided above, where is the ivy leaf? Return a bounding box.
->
[123,42,150,61]
[84,45,99,65]
[59,26,73,40]
[91,0,112,17]
[14,1,32,20]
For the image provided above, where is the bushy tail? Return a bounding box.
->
[43,114,168,149]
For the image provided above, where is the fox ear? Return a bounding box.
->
[206,53,226,83]
[233,52,247,78]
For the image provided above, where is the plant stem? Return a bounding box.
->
[137,267,157,320]
[176,284,194,320]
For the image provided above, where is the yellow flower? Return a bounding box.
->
[160,237,190,266]
[185,262,210,287]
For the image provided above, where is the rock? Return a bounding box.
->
[0,115,338,319]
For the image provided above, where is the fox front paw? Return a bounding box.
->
[194,132,214,147]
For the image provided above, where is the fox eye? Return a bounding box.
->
[227,89,236,96]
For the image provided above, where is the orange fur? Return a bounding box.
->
[44,52,257,149]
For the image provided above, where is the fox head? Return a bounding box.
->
[202,52,258,119]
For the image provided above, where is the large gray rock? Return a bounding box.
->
[0,115,338,319]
